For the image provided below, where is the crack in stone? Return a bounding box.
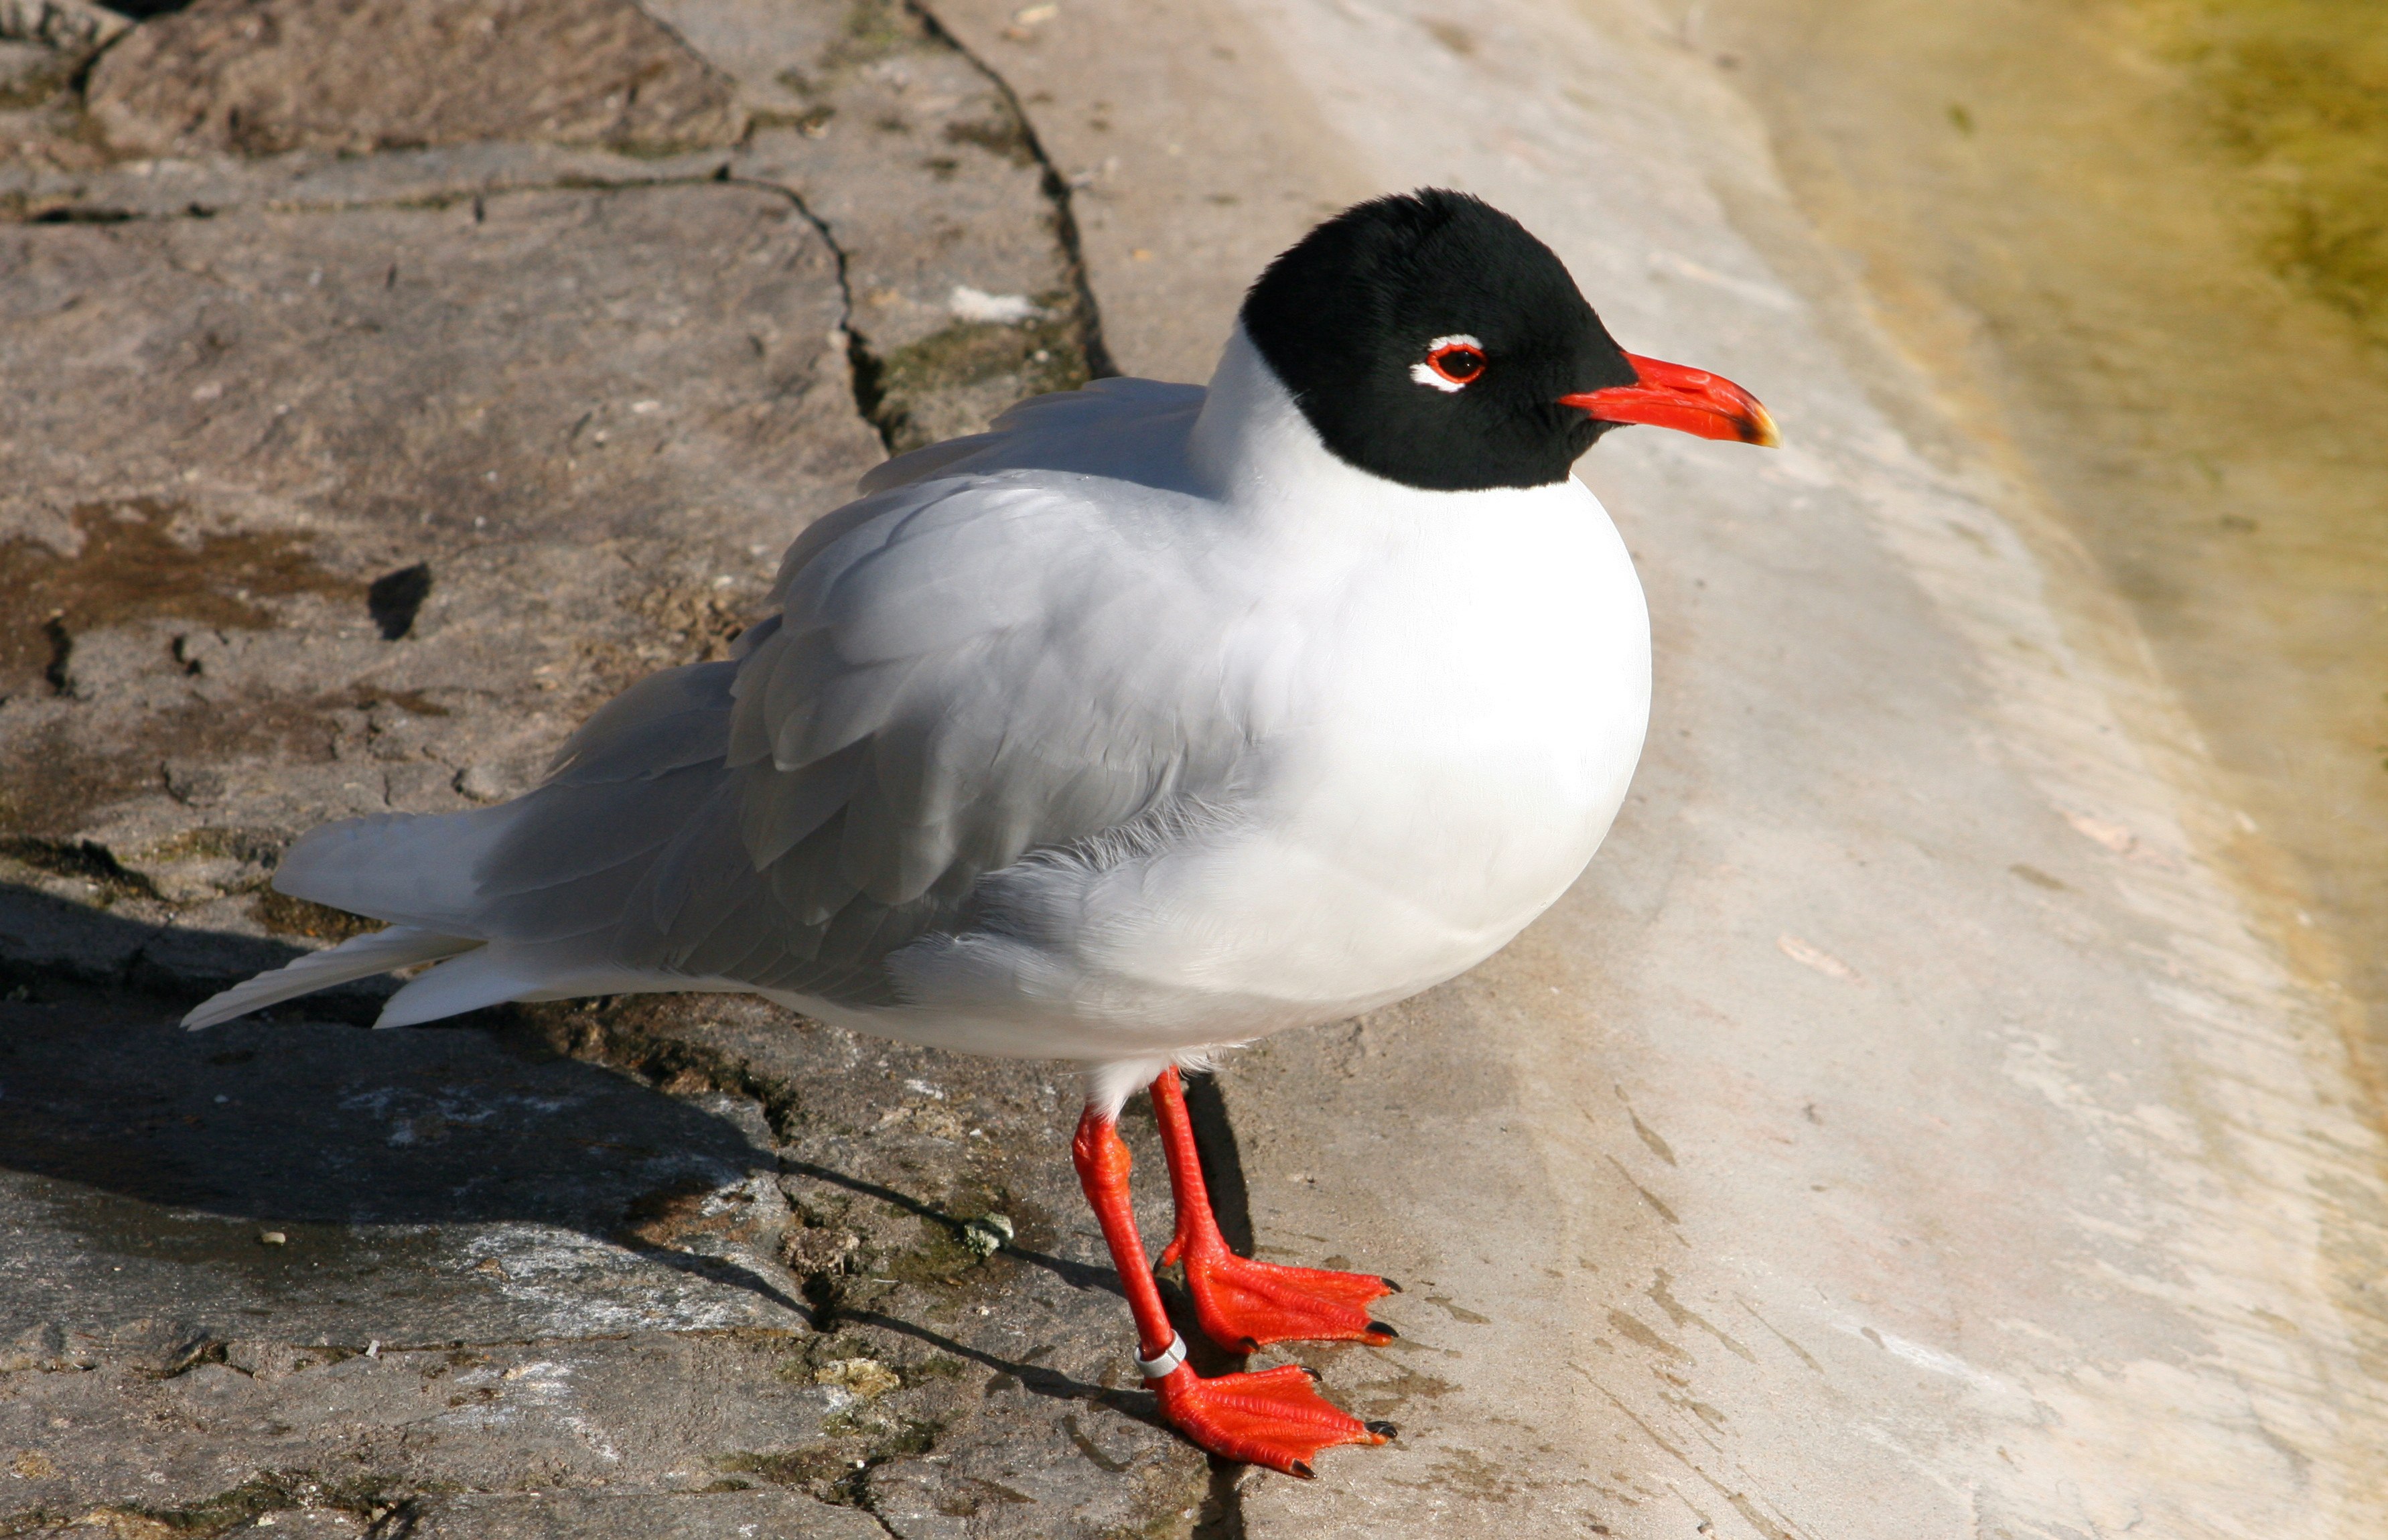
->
[36,612,72,694]
[517,998,809,1143]
[1195,1459,1250,1539]
[831,1461,908,1540]
[0,161,746,225]
[0,834,161,901]
[7,157,937,483]
[710,170,890,458]
[907,0,1116,382]
[57,1,139,103]
[50,1468,415,1540]
[141,1324,814,1366]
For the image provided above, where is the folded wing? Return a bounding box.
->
[261,449,1250,1021]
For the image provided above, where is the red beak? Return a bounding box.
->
[1559,353,1780,447]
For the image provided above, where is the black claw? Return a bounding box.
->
[1241,1336,1261,1353]
[1366,1320,1399,1339]
[1300,1364,1323,1381]
[1381,1277,1403,1293]
[1365,1419,1399,1439]
[1289,1460,1315,1479]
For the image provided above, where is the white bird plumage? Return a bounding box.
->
[184,325,1651,1114]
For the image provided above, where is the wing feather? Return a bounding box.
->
[545,662,735,784]
[186,380,1246,1026]
[739,742,867,867]
[768,817,861,930]
[695,464,1246,999]
[294,385,1247,1009]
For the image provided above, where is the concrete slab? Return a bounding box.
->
[927,0,1376,383]
[930,0,2388,1533]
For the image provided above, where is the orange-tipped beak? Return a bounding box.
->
[1559,353,1780,447]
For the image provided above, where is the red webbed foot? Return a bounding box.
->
[1147,1066,1401,1352]
[1162,1229,1399,1351]
[1151,1360,1394,1476]
[1074,1078,1397,1472]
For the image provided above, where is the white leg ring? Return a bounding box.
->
[1136,1332,1189,1381]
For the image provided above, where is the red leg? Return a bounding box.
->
[1072,1103,1389,1476]
[1149,1068,1399,1352]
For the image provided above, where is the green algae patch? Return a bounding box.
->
[856,301,1094,453]
[2155,0,2388,343]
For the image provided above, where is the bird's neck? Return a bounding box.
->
[1188,324,1364,513]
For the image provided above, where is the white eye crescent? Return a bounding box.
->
[1411,334,1487,393]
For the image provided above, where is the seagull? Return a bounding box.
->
[186,189,1775,1475]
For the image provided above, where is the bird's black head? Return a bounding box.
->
[1240,190,1776,492]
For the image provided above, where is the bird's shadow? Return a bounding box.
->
[0,888,1079,1379]
[0,884,1258,1413]
[0,935,792,1321]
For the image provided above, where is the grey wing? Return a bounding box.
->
[453,471,1249,1006]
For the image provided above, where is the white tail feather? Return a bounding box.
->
[373,947,549,1028]
[182,926,480,1030]
[373,947,687,1028]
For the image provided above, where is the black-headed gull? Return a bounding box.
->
[187,189,1776,1474]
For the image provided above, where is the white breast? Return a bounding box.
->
[1273,479,1648,940]
[1105,475,1648,1030]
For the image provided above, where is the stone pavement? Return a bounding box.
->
[0,1,1243,1535]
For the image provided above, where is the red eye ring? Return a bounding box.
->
[1426,342,1486,384]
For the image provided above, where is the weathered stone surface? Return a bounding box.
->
[1,3,1097,1000]
[6,0,1094,427]
[0,0,127,53]
[0,175,873,989]
[85,0,744,157]
[232,1512,372,1537]
[399,1491,887,1538]
[4,1337,831,1514]
[0,987,797,1346]
[0,38,53,95]
[0,2,1169,1534]
[0,136,725,218]
[0,3,102,171]
[0,94,100,174]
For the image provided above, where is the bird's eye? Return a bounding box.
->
[1432,346,1485,382]
[1411,336,1487,394]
